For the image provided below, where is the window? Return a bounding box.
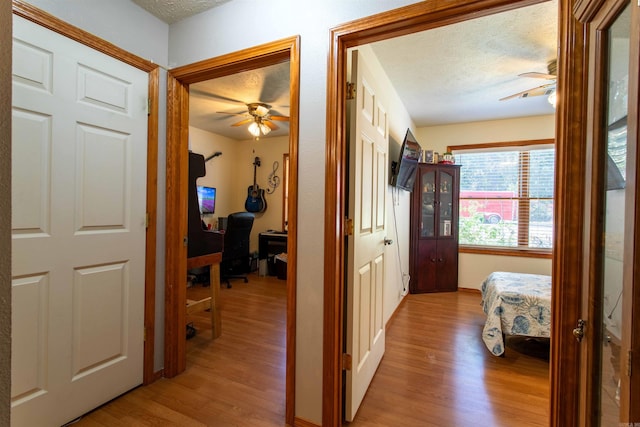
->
[450,140,554,254]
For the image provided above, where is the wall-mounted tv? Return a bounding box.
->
[390,129,422,191]
[196,186,216,214]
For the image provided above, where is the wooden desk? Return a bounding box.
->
[186,252,222,338]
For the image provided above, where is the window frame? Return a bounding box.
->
[449,138,555,258]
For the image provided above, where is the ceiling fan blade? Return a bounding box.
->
[215,110,247,116]
[269,115,289,122]
[518,71,556,80]
[231,118,254,127]
[500,83,555,101]
[264,120,280,131]
[190,88,246,105]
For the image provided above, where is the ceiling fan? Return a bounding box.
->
[223,102,289,137]
[500,59,557,104]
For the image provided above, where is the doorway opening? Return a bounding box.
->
[164,36,300,425]
[324,1,558,424]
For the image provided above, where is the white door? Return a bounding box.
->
[345,49,388,422]
[11,16,148,426]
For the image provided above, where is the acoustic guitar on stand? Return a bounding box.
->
[245,156,267,213]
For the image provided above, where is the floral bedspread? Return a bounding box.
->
[480,271,552,356]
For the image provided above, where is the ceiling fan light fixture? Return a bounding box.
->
[247,119,271,137]
[255,104,270,117]
[259,122,271,135]
[248,121,261,137]
[547,91,557,107]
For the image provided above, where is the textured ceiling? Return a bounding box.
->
[370,0,558,126]
[132,0,558,139]
[189,62,291,140]
[131,0,232,23]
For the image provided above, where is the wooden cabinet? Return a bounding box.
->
[409,164,461,293]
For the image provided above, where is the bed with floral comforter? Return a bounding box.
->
[480,271,552,356]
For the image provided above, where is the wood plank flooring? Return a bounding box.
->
[73,274,287,427]
[71,278,549,427]
[346,290,549,427]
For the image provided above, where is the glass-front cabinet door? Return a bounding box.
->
[439,170,453,237]
[420,169,435,237]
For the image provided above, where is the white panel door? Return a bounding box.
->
[11,15,148,426]
[345,49,388,422]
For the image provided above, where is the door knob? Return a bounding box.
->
[384,238,393,246]
[573,319,585,342]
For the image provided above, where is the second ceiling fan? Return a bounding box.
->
[500,59,557,103]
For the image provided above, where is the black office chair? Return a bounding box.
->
[188,151,224,259]
[220,212,255,287]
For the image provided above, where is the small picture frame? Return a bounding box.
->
[424,150,434,164]
[443,220,451,236]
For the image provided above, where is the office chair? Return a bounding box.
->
[188,151,224,259]
[220,212,255,287]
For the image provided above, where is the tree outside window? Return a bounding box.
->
[451,140,554,253]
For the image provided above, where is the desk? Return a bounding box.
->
[259,231,287,259]
[186,252,222,338]
[259,231,287,276]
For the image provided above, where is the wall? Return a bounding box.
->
[1,1,12,424]
[189,127,289,253]
[189,127,240,227]
[417,115,556,289]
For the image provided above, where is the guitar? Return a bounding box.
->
[245,157,267,213]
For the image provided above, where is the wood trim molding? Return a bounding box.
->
[573,0,608,23]
[448,138,555,152]
[164,36,300,427]
[549,1,588,425]
[168,38,293,84]
[293,417,321,427]
[324,1,552,426]
[12,0,160,386]
[164,73,190,376]
[143,67,159,385]
[459,246,552,258]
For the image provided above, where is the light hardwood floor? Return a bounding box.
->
[346,290,549,427]
[72,277,549,426]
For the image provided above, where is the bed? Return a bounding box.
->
[480,271,552,356]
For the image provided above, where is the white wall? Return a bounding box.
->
[189,127,289,253]
[417,115,556,152]
[1,1,12,424]
[417,115,556,289]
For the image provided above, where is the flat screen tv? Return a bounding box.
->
[390,129,422,191]
[196,186,216,214]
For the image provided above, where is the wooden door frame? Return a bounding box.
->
[11,0,160,386]
[323,0,587,425]
[164,36,300,426]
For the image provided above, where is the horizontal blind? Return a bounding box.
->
[453,145,554,249]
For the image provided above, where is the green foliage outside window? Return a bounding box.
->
[453,144,554,251]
